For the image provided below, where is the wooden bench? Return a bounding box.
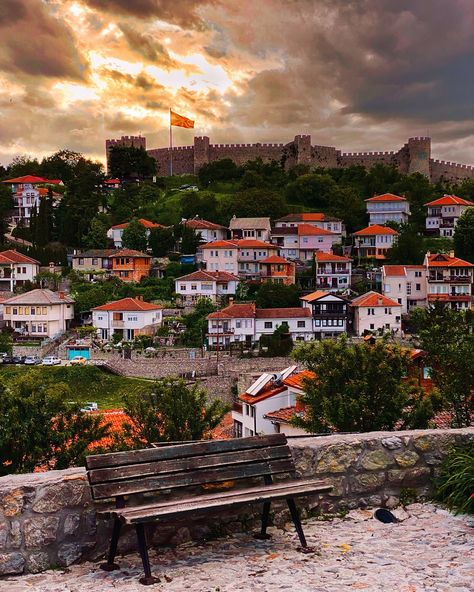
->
[86,434,331,585]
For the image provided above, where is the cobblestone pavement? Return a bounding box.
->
[3,504,473,592]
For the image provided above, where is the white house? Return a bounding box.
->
[271,224,339,261]
[382,265,427,314]
[353,225,399,260]
[199,239,278,279]
[175,270,239,306]
[424,195,474,237]
[92,297,163,341]
[109,218,165,248]
[184,218,228,243]
[229,216,272,242]
[2,175,63,227]
[206,302,313,348]
[425,251,473,311]
[365,193,410,225]
[0,250,40,291]
[314,251,352,291]
[350,291,402,335]
[3,289,74,338]
[301,291,350,338]
[232,367,311,437]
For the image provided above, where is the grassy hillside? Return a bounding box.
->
[0,365,151,409]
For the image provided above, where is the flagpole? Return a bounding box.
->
[169,108,173,177]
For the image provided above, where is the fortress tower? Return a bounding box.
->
[407,137,431,177]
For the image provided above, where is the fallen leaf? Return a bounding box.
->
[340,543,352,553]
[266,553,279,560]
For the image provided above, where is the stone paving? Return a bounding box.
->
[3,504,473,592]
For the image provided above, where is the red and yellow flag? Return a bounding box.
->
[170,110,194,128]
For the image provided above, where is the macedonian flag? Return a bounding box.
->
[170,110,194,128]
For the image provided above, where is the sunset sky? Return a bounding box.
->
[1,0,473,168]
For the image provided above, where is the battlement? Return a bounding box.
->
[209,142,285,148]
[341,151,396,157]
[431,158,474,170]
[408,136,431,141]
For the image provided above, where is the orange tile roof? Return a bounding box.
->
[112,218,164,230]
[315,252,352,262]
[2,175,62,184]
[0,249,40,265]
[93,297,162,312]
[427,253,473,267]
[353,224,399,236]
[255,307,312,319]
[200,240,238,249]
[351,291,402,308]
[207,303,256,319]
[283,370,316,389]
[382,265,407,277]
[239,385,287,405]
[366,193,406,202]
[260,255,291,264]
[300,290,330,302]
[424,195,474,207]
[177,270,238,282]
[297,224,336,236]
[264,405,298,423]
[201,239,276,249]
[185,219,227,231]
[110,249,151,258]
[210,411,234,439]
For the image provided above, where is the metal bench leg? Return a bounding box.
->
[135,523,160,585]
[254,501,272,540]
[100,518,122,571]
[286,498,314,554]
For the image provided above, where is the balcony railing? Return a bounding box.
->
[111,320,124,328]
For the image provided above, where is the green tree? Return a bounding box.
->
[225,188,287,220]
[260,324,294,357]
[0,331,12,354]
[197,159,241,187]
[83,216,109,249]
[182,297,216,347]
[33,188,53,247]
[122,219,148,252]
[453,208,474,263]
[180,225,201,254]
[120,377,228,445]
[292,338,434,433]
[0,183,14,244]
[181,191,219,221]
[5,155,41,178]
[256,283,301,308]
[149,226,174,256]
[0,372,109,475]
[286,173,338,208]
[411,303,473,427]
[387,224,425,265]
[109,146,157,180]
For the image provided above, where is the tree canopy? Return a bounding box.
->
[121,219,148,252]
[108,146,157,180]
[453,208,474,263]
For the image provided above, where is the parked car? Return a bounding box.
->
[70,356,87,366]
[3,356,25,364]
[42,356,61,366]
[24,356,42,365]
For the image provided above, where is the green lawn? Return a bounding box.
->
[0,365,152,410]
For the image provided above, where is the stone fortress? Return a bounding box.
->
[106,134,474,183]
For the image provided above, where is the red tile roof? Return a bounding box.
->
[300,290,330,302]
[351,291,402,308]
[0,250,40,265]
[201,239,275,249]
[382,265,407,277]
[426,253,473,268]
[283,370,316,388]
[255,307,312,319]
[239,385,287,405]
[111,218,164,230]
[276,213,337,222]
[353,224,399,236]
[366,193,406,202]
[297,224,336,236]
[177,270,238,282]
[92,297,162,312]
[109,249,151,258]
[264,405,298,423]
[2,175,62,184]
[185,219,227,231]
[424,195,474,207]
[104,178,121,184]
[315,252,352,262]
[260,255,291,264]
[207,303,256,319]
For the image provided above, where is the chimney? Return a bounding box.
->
[49,262,55,272]
[449,250,455,258]
[377,296,383,306]
[228,297,234,305]
[59,291,65,300]
[137,295,143,301]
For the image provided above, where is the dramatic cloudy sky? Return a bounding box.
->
[0,0,473,167]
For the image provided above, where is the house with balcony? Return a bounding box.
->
[175,270,239,306]
[424,195,474,237]
[229,216,271,242]
[3,289,74,338]
[71,249,115,279]
[183,218,228,243]
[274,213,344,237]
[92,297,162,341]
[314,252,352,291]
[301,290,350,338]
[425,251,473,310]
[232,366,310,438]
[271,224,339,261]
[0,250,40,291]
[109,249,152,282]
[259,255,296,285]
[206,302,313,349]
[382,265,427,313]
[365,193,410,225]
[109,218,165,248]
[353,225,399,260]
[350,291,402,335]
[2,175,63,227]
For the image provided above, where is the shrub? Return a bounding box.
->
[435,442,474,514]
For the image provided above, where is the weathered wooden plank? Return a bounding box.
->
[89,446,292,485]
[86,434,287,470]
[100,480,333,524]
[91,458,295,500]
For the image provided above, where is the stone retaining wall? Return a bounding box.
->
[0,428,472,576]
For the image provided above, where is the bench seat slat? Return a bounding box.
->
[89,445,292,485]
[86,434,287,470]
[99,479,332,524]
[91,458,295,500]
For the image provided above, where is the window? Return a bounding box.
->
[416,283,421,291]
[180,284,186,291]
[30,307,35,315]
[127,316,138,322]
[78,258,84,265]
[407,282,412,295]
[5,306,10,314]
[22,267,26,274]
[370,323,375,330]
[367,308,374,315]
[297,321,306,327]
[92,258,98,265]
[264,322,273,329]
[415,271,422,277]
[17,267,21,274]
[113,313,123,320]
[234,421,243,438]
[42,307,47,314]
[384,308,392,314]
[236,320,241,328]
[191,284,197,291]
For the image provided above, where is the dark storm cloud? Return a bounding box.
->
[0,0,87,80]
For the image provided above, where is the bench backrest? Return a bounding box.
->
[86,434,294,501]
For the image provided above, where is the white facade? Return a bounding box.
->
[184,219,228,243]
[200,240,278,279]
[366,194,410,225]
[92,299,163,341]
[0,251,40,292]
[351,292,402,335]
[314,253,352,292]
[229,216,272,242]
[425,196,473,237]
[175,271,238,305]
[382,266,427,314]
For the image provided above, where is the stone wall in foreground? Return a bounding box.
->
[0,428,472,576]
